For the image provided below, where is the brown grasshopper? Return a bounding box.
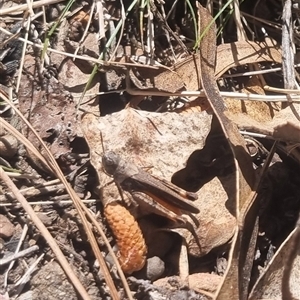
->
[102,151,200,228]
[101,151,201,274]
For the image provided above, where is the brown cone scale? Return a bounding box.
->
[104,202,147,274]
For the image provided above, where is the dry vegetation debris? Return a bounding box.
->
[0,0,300,299]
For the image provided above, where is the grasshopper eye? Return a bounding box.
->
[102,151,119,175]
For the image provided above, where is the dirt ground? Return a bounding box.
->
[1,0,300,299]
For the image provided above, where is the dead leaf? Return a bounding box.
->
[215,40,281,79]
[273,121,300,143]
[154,273,222,295]
[234,103,300,144]
[225,76,279,124]
[128,40,281,93]
[18,55,79,161]
[196,3,257,299]
[81,108,236,260]
[249,224,300,300]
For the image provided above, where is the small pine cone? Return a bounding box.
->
[104,202,147,274]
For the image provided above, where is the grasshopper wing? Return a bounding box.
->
[120,170,200,214]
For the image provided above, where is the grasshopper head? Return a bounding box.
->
[102,151,120,175]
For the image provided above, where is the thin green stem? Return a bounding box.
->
[41,0,75,60]
[195,0,233,49]
[185,0,198,47]
[77,0,139,112]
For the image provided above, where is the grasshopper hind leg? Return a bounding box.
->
[169,215,202,254]
[132,192,202,253]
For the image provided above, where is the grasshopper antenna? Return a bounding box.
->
[99,132,126,203]
[95,132,106,172]
[100,131,106,154]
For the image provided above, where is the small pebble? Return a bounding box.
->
[146,256,165,281]
[135,256,165,281]
[0,214,14,239]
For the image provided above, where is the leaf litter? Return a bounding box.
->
[0,1,300,300]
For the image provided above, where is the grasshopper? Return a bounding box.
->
[102,151,200,228]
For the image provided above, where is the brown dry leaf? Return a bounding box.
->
[154,273,222,295]
[225,76,279,124]
[171,174,236,257]
[249,224,300,300]
[234,103,300,144]
[273,121,300,143]
[188,273,222,295]
[17,35,100,162]
[50,20,100,113]
[196,4,257,299]
[81,109,236,263]
[271,103,300,141]
[215,40,281,79]
[128,39,281,93]
[18,55,79,160]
